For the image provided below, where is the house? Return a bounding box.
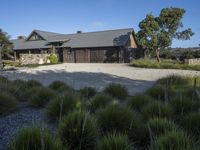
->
[11,28,141,64]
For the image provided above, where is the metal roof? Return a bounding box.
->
[11,28,134,50]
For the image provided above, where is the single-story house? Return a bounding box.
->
[11,28,142,64]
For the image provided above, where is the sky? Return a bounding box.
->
[0,0,200,48]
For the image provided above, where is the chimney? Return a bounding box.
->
[18,36,26,39]
[77,31,82,34]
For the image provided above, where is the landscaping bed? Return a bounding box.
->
[0,75,200,150]
[131,59,200,71]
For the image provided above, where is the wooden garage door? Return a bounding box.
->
[90,50,105,63]
[75,49,88,63]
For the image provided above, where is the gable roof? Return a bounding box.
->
[11,28,134,50]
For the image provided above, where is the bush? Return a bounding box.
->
[128,94,152,112]
[104,83,128,100]
[97,104,139,133]
[0,92,17,116]
[88,94,114,113]
[26,80,43,88]
[29,87,56,107]
[169,96,199,116]
[58,110,98,150]
[46,93,82,121]
[47,54,58,64]
[148,118,179,138]
[180,112,200,140]
[79,87,97,98]
[142,101,173,120]
[0,75,10,84]
[151,130,195,150]
[146,85,167,101]
[97,132,133,150]
[8,127,62,150]
[49,81,72,92]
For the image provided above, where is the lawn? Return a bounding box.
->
[131,59,200,71]
[0,75,200,150]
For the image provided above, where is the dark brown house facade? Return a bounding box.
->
[11,28,141,64]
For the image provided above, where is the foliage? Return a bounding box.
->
[48,81,72,92]
[29,87,56,107]
[46,92,82,121]
[58,110,98,150]
[47,54,58,64]
[131,59,200,71]
[88,94,114,113]
[151,130,195,150]
[0,92,17,116]
[136,7,194,61]
[79,87,97,99]
[104,83,128,100]
[97,132,133,150]
[8,127,62,150]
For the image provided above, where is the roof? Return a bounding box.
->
[11,28,134,50]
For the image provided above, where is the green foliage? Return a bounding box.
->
[79,87,97,99]
[88,94,114,113]
[46,92,82,121]
[136,7,194,60]
[97,132,133,150]
[47,54,58,64]
[29,87,56,107]
[146,85,166,101]
[128,94,152,112]
[142,101,173,120]
[151,130,195,150]
[8,127,62,150]
[148,118,179,138]
[58,110,98,150]
[104,83,128,100]
[26,80,43,88]
[48,81,72,92]
[131,59,200,71]
[0,92,17,116]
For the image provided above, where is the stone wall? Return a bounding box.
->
[185,58,200,65]
[19,54,50,65]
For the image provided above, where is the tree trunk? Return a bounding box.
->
[0,46,3,70]
[156,48,160,63]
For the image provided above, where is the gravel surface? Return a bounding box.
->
[1,63,200,95]
[0,103,56,150]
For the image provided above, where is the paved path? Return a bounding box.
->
[1,63,200,95]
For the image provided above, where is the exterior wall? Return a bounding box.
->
[19,53,50,65]
[126,34,138,48]
[185,58,200,65]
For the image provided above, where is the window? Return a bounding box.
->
[28,32,43,41]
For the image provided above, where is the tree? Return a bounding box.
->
[136,7,194,62]
[0,29,12,69]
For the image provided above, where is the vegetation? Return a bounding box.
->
[104,83,128,100]
[58,110,98,150]
[136,7,194,62]
[48,81,72,92]
[131,59,200,71]
[47,54,58,64]
[79,87,97,99]
[97,132,133,150]
[8,127,62,150]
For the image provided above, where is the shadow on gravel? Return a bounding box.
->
[0,70,155,95]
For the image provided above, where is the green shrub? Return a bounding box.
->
[48,81,72,92]
[142,101,173,120]
[146,85,167,101]
[148,118,179,138]
[58,110,98,150]
[47,54,58,64]
[0,92,17,116]
[26,80,43,88]
[97,104,135,134]
[151,130,195,150]
[29,87,56,107]
[97,132,133,150]
[0,75,10,84]
[46,93,82,121]
[180,112,200,140]
[88,94,114,113]
[104,83,128,100]
[79,87,97,98]
[8,127,62,150]
[169,96,199,116]
[128,94,152,112]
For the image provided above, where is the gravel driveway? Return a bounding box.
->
[1,63,200,95]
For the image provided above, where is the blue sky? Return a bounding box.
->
[0,0,199,48]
